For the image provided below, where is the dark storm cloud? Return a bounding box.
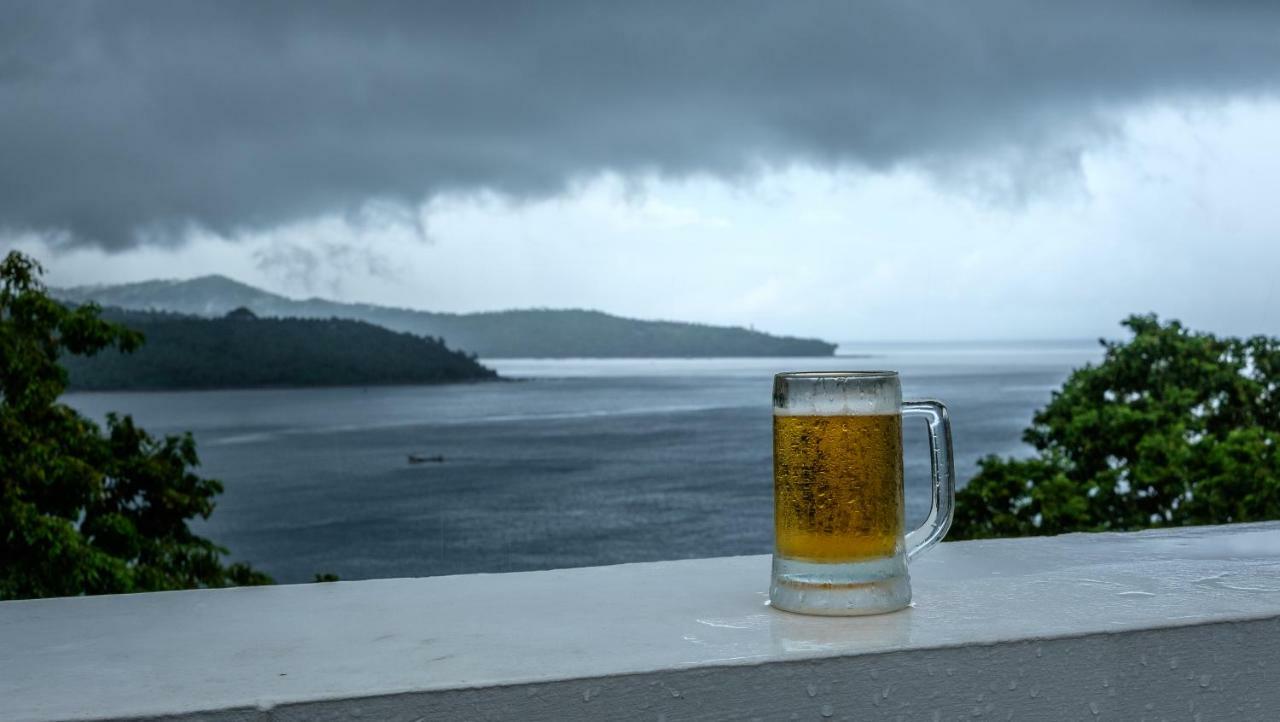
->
[3,1,1279,249]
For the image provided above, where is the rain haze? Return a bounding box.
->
[10,7,1280,714]
[4,2,1280,553]
[4,1,1280,340]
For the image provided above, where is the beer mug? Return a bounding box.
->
[770,371,954,615]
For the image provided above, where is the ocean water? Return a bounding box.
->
[63,340,1103,583]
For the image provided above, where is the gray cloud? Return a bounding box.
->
[3,0,1279,249]
[254,238,400,297]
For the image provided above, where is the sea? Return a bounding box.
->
[63,340,1104,584]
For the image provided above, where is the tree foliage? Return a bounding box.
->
[953,314,1280,540]
[1,251,270,599]
[63,307,498,391]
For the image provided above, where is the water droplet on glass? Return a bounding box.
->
[1089,701,1100,715]
[807,684,818,698]
[820,704,834,718]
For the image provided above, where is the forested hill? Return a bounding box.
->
[55,276,838,358]
[63,308,498,390]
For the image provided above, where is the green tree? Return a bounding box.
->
[953,314,1280,540]
[0,251,271,599]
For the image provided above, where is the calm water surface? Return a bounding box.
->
[64,340,1103,583]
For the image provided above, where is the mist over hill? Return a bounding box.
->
[55,277,837,358]
[64,308,498,391]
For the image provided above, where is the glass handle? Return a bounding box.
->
[902,399,955,560]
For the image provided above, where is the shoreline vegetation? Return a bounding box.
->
[3,251,274,598]
[64,308,499,391]
[54,275,838,359]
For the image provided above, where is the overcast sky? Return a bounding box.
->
[4,1,1280,340]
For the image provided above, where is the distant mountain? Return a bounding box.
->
[55,276,838,358]
[64,308,498,391]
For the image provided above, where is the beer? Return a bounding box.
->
[770,370,952,616]
[773,413,904,562]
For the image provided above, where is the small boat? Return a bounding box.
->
[408,453,445,464]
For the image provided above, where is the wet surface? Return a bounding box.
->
[3,522,1278,721]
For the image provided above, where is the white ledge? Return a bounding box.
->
[4,522,1280,721]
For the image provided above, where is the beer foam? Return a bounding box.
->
[773,372,901,416]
